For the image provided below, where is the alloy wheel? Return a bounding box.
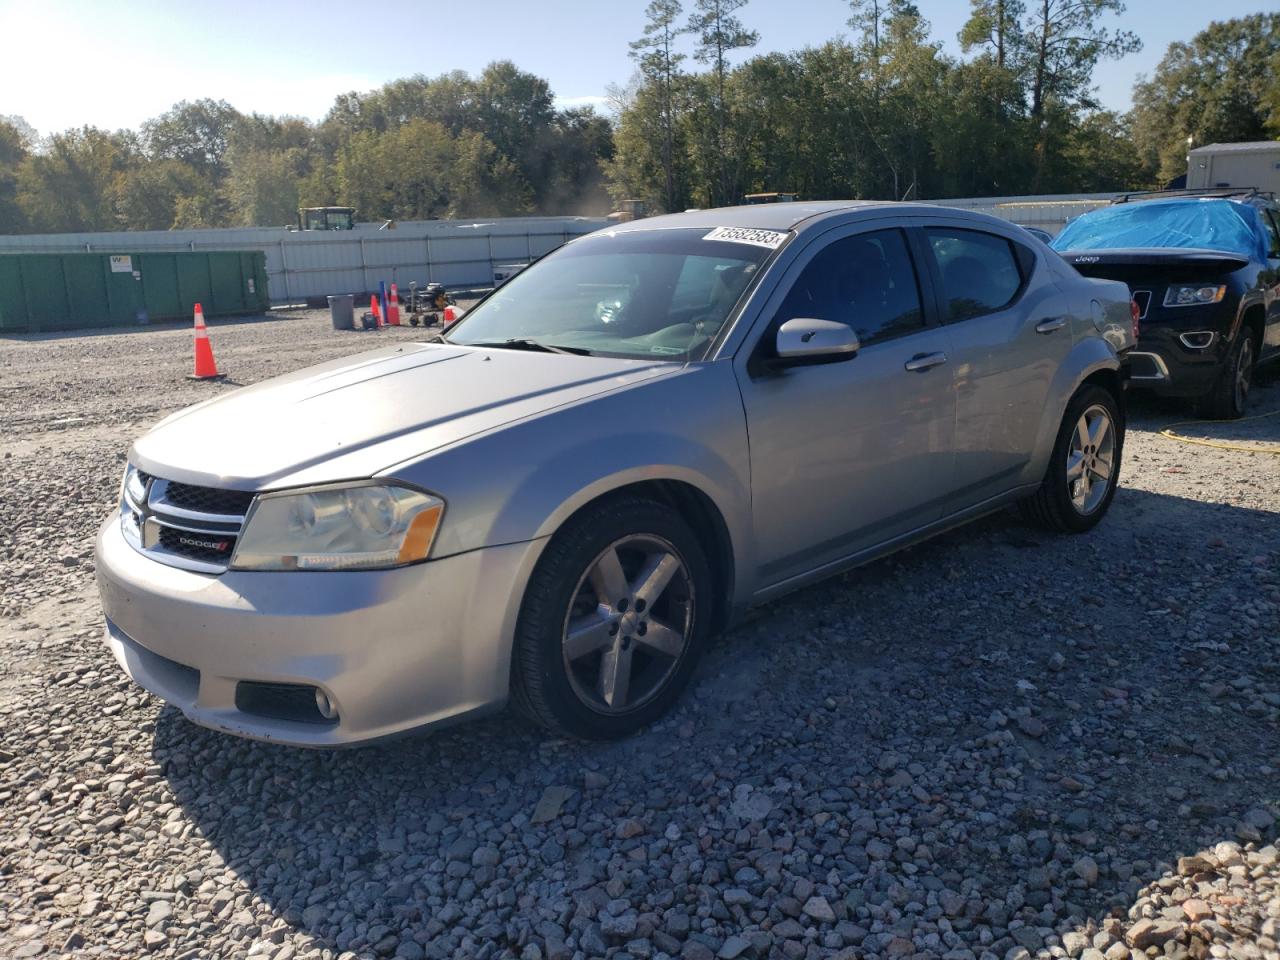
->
[561,534,694,715]
[1066,403,1116,516]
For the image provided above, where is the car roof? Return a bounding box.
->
[598,200,1019,236]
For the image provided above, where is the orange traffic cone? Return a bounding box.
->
[187,303,223,380]
[388,284,401,326]
[370,295,383,329]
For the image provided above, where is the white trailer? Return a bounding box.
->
[1187,141,1280,193]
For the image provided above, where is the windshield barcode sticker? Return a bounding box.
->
[703,227,788,249]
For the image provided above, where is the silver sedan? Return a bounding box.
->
[95,203,1135,745]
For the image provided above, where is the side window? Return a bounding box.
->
[776,229,924,347]
[926,228,1025,321]
[1262,210,1280,258]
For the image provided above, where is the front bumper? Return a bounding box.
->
[95,516,545,746]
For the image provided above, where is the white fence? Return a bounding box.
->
[920,192,1117,234]
[0,194,1118,306]
[0,217,609,305]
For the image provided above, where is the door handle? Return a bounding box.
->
[904,352,947,372]
[1036,317,1067,334]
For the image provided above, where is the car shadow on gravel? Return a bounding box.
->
[151,486,1278,958]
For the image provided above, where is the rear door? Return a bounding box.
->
[733,224,956,589]
[917,224,1074,509]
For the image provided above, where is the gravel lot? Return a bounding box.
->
[1,310,1277,960]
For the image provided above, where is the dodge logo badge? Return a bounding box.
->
[178,535,230,552]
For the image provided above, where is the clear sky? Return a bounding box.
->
[0,0,1270,137]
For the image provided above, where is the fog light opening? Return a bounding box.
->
[1179,331,1216,349]
[315,688,339,721]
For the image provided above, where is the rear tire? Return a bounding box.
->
[1020,384,1123,533]
[1198,331,1254,420]
[511,496,712,740]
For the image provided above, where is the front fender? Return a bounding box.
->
[383,362,755,605]
[1025,337,1122,483]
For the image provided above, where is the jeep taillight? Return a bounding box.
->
[1130,298,1141,341]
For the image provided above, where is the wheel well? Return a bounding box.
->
[566,481,735,636]
[1081,367,1123,410]
[1240,305,1264,353]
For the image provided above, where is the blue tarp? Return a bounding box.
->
[1051,198,1264,259]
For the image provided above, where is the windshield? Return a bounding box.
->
[446,227,780,360]
[1050,198,1264,259]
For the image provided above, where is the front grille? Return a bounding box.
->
[165,481,255,516]
[235,682,336,724]
[157,525,237,564]
[121,469,254,574]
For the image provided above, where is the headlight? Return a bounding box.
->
[122,463,147,507]
[1163,284,1226,307]
[231,482,444,571]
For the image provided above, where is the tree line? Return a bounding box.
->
[0,2,1277,235]
[609,1,1280,210]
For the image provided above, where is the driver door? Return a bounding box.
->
[733,225,957,591]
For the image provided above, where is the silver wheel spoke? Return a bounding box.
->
[597,644,633,708]
[1074,416,1090,452]
[589,547,629,607]
[638,617,684,657]
[1090,454,1112,482]
[632,551,679,606]
[1066,452,1086,481]
[564,614,615,661]
[1088,414,1109,449]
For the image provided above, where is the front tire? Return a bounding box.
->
[511,496,713,740]
[1020,384,1123,533]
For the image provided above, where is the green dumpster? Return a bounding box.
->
[0,250,270,333]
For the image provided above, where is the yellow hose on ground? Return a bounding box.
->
[1158,408,1280,455]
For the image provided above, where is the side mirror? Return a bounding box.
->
[773,318,859,367]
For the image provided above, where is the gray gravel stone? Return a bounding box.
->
[2,316,1278,960]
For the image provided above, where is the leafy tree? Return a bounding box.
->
[0,117,32,233]
[686,0,758,204]
[142,99,242,180]
[449,130,533,217]
[1022,0,1140,117]
[1060,110,1145,191]
[959,0,1025,70]
[1017,1,1140,188]
[1130,14,1280,184]
[115,160,209,230]
[631,0,686,212]
[16,127,132,232]
[543,108,615,215]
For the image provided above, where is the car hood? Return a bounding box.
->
[131,343,679,489]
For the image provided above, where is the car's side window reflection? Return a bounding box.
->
[926,228,1025,321]
[776,229,925,347]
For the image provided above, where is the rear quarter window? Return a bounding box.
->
[925,228,1028,321]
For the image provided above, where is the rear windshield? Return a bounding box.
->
[446,227,780,360]
[1050,199,1264,259]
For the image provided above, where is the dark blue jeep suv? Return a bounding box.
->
[1052,189,1280,418]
